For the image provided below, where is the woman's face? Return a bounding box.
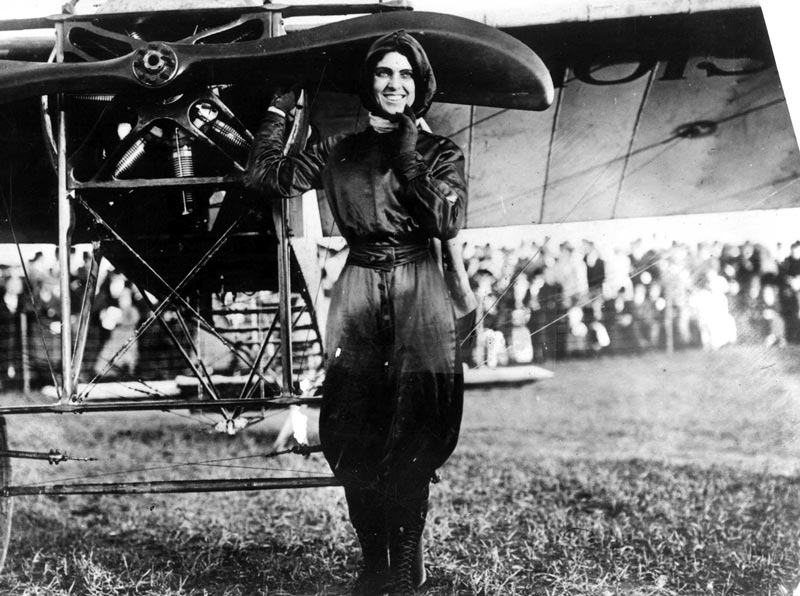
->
[372,51,415,115]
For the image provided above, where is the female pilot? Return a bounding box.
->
[245,30,468,595]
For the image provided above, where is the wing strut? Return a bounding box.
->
[610,64,657,219]
[539,69,570,224]
[274,89,311,396]
[55,19,74,403]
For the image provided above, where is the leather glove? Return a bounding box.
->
[392,105,418,155]
[270,85,299,115]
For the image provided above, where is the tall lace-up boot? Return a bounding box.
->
[347,486,390,596]
[352,526,390,596]
[388,498,427,596]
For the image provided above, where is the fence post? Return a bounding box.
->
[20,312,30,394]
[664,295,674,354]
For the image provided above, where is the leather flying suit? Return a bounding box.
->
[245,30,466,595]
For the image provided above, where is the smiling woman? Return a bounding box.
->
[244,30,470,596]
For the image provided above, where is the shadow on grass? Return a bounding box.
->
[3,498,356,595]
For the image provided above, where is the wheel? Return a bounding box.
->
[0,416,13,574]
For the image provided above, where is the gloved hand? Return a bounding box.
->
[270,85,300,115]
[392,105,418,155]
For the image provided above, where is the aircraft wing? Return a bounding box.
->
[424,3,800,227]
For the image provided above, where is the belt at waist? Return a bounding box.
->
[347,242,431,272]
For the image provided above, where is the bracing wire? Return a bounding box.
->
[462,77,798,350]
[13,448,334,490]
[457,81,796,350]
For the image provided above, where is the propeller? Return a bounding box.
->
[0,10,554,111]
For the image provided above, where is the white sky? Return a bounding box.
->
[0,1,62,18]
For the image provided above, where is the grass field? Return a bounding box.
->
[0,344,799,595]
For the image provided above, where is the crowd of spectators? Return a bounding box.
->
[460,237,800,367]
[0,248,175,388]
[2,235,799,388]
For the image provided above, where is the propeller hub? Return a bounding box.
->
[132,42,178,87]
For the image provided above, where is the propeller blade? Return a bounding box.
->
[0,57,143,102]
[180,10,555,111]
[0,11,554,111]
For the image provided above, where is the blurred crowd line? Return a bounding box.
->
[455,237,800,368]
[2,235,800,390]
[0,249,186,389]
